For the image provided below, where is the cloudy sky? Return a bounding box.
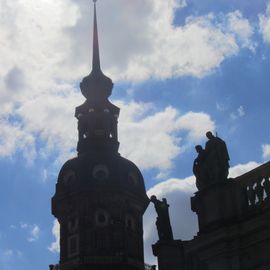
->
[0,0,270,269]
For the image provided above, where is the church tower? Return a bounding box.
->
[51,1,149,269]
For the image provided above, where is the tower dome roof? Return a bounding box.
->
[57,153,148,200]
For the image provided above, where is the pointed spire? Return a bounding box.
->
[92,0,101,73]
[80,0,113,100]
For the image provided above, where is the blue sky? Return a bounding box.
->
[0,0,270,269]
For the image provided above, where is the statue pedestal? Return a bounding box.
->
[152,240,184,270]
[191,180,248,234]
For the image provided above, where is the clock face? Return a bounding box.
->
[63,170,76,185]
[92,165,109,181]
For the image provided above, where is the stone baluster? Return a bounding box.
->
[255,177,264,204]
[263,176,270,198]
[247,183,256,206]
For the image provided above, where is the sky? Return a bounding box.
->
[0,0,270,269]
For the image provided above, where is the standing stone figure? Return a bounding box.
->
[150,195,173,241]
[204,131,230,184]
[193,131,230,190]
[193,145,208,190]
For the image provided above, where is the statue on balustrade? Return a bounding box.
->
[150,195,173,241]
[193,131,230,191]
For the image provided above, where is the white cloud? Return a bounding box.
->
[27,225,40,242]
[0,0,253,170]
[216,102,227,112]
[0,0,81,163]
[226,10,255,51]
[0,0,254,93]
[237,106,245,117]
[117,13,240,80]
[1,92,214,173]
[20,223,28,229]
[228,161,260,178]
[230,105,245,120]
[19,222,41,242]
[0,120,36,164]
[42,169,48,183]
[48,220,60,253]
[118,103,181,171]
[0,0,79,106]
[0,249,23,262]
[262,144,270,159]
[3,249,13,257]
[259,3,270,43]
[15,88,82,162]
[176,111,215,142]
[67,1,253,81]
[118,101,215,172]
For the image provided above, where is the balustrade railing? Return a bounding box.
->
[235,161,270,208]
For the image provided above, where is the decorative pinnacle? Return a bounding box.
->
[80,0,113,100]
[92,0,101,73]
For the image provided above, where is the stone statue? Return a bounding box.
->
[205,131,230,183]
[150,195,173,241]
[193,145,208,190]
[193,132,230,190]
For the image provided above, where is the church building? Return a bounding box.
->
[51,1,150,269]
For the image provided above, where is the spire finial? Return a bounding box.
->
[92,0,101,72]
[80,0,113,100]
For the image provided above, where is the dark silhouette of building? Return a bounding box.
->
[51,1,150,269]
[153,133,270,270]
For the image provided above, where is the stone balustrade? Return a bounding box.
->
[234,161,270,208]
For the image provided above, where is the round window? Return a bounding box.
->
[95,210,109,227]
[93,165,109,181]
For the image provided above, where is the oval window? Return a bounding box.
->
[93,165,109,181]
[95,210,109,227]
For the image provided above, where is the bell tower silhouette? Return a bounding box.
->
[51,1,149,269]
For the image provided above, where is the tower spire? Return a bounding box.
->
[92,0,101,73]
[80,0,113,100]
